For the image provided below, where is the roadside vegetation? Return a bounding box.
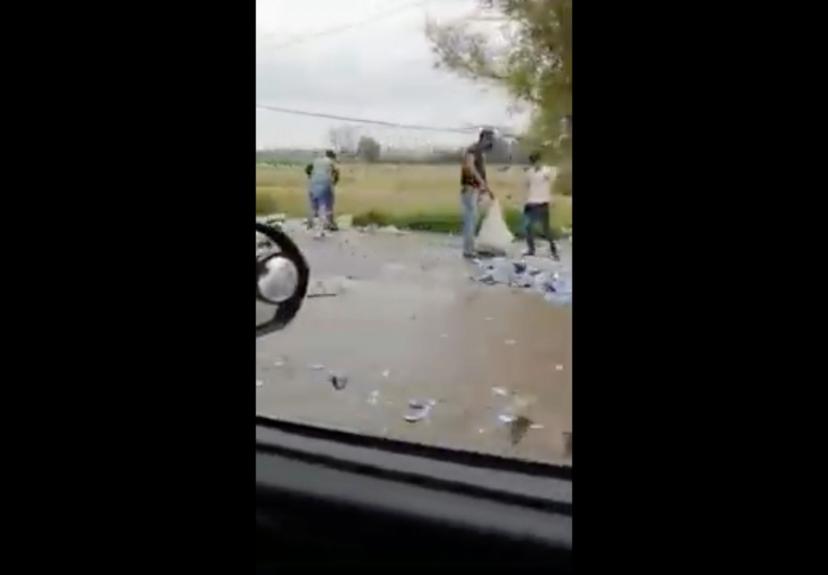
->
[256,163,571,237]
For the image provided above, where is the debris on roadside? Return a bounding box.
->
[273,358,286,367]
[530,423,545,430]
[555,364,564,371]
[367,390,380,405]
[308,363,325,371]
[404,398,436,422]
[491,386,509,397]
[511,274,535,288]
[329,371,348,390]
[256,213,286,227]
[276,219,307,234]
[509,416,532,445]
[504,339,517,346]
[497,412,533,445]
[470,256,571,306]
[403,405,431,422]
[497,394,534,429]
[485,259,513,284]
[404,409,430,423]
[256,379,263,388]
[307,278,342,298]
[408,398,437,409]
[381,369,391,378]
[378,225,407,235]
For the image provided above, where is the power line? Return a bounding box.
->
[268,0,429,50]
[256,103,480,135]
[256,104,523,140]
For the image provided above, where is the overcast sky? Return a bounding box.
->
[256,0,528,150]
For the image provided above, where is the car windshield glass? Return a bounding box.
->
[256,0,572,466]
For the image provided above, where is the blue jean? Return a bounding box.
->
[523,202,559,257]
[308,181,333,221]
[460,186,478,255]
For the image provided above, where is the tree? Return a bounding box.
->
[328,125,358,154]
[356,136,381,162]
[426,0,571,160]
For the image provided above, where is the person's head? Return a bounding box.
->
[529,151,542,166]
[325,149,337,160]
[478,128,495,151]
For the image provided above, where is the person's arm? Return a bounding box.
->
[305,163,313,178]
[331,162,340,185]
[465,152,492,197]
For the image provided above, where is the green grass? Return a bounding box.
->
[256,163,572,236]
[350,208,568,239]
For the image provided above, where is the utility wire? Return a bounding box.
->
[256,103,482,135]
[268,0,429,50]
[258,3,523,136]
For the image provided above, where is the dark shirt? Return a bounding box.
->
[460,143,486,188]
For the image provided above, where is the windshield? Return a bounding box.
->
[256,0,572,466]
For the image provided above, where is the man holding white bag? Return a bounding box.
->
[459,128,496,258]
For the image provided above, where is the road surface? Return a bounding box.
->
[256,222,572,465]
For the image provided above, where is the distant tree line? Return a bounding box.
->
[257,132,532,167]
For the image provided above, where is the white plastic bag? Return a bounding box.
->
[476,198,514,255]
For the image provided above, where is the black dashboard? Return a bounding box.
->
[256,417,572,568]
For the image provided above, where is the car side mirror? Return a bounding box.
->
[256,223,309,337]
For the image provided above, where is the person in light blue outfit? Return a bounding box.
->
[304,150,340,230]
[459,129,495,258]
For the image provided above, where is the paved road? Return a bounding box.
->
[256,223,572,465]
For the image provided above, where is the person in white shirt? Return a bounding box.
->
[522,152,560,260]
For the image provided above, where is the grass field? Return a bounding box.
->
[256,163,572,236]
